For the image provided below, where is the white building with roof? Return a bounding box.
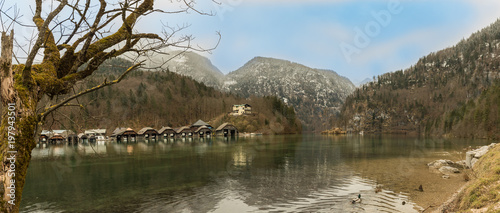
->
[232,104,252,116]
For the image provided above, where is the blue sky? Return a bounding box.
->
[7,1,500,84]
[153,0,500,84]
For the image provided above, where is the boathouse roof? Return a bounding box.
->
[137,127,158,135]
[195,125,211,133]
[176,126,192,133]
[112,127,136,136]
[158,126,174,133]
[50,133,65,140]
[191,120,211,128]
[84,129,107,135]
[215,123,237,131]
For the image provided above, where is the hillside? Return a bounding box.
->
[41,58,301,134]
[163,51,225,88]
[338,19,500,138]
[224,57,355,131]
[162,52,355,132]
[211,96,301,134]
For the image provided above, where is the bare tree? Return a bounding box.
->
[0,0,219,212]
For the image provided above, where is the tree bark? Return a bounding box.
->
[1,31,39,212]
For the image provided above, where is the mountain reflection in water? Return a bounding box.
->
[23,135,489,212]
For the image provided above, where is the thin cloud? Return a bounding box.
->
[246,0,348,3]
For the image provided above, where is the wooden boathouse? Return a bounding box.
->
[158,127,176,138]
[190,120,213,137]
[195,126,212,138]
[191,120,213,129]
[41,130,76,144]
[215,123,238,137]
[112,127,137,142]
[39,130,51,143]
[137,127,159,139]
[84,129,107,141]
[49,134,65,144]
[78,133,88,143]
[176,126,193,137]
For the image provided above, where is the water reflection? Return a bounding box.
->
[31,137,238,158]
[22,135,489,213]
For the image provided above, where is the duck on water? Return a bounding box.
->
[351,194,361,204]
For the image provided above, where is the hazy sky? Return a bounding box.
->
[153,0,500,83]
[7,0,500,84]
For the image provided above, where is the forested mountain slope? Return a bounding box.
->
[162,52,355,131]
[41,58,301,134]
[225,57,355,131]
[339,19,500,138]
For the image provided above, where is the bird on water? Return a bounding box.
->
[351,194,362,204]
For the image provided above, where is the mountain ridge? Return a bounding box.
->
[164,50,225,88]
[164,52,356,131]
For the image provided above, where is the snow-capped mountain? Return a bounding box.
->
[163,52,355,130]
[224,57,355,130]
[164,51,225,88]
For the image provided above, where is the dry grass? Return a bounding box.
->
[452,144,500,212]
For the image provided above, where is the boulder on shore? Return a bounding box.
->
[474,146,490,158]
[439,166,460,174]
[465,143,497,168]
[427,159,456,169]
[471,158,479,168]
[454,160,467,167]
[428,160,462,175]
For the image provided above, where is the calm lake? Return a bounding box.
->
[21,135,490,212]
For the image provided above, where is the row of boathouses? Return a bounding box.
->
[112,120,238,142]
[39,120,238,144]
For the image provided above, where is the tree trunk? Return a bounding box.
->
[1,31,39,212]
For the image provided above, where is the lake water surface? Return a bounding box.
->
[21,135,490,212]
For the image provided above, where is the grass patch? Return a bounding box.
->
[455,144,500,212]
[494,166,500,175]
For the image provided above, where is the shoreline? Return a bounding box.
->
[406,167,467,212]
[433,182,470,212]
[347,156,469,212]
[432,143,499,212]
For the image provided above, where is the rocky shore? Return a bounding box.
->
[465,143,497,168]
[433,143,499,213]
[426,143,496,180]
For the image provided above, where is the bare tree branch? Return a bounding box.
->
[182,0,215,16]
[23,0,68,82]
[40,61,144,121]
[0,1,223,210]
[62,0,91,45]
